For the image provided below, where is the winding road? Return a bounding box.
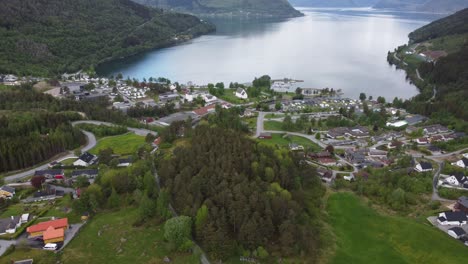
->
[4,121,157,183]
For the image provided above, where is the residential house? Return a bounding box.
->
[27,218,68,238]
[405,114,427,125]
[386,120,408,128]
[344,174,355,181]
[202,94,217,104]
[345,149,367,166]
[423,124,449,135]
[430,134,445,143]
[0,216,21,235]
[415,161,433,172]
[452,158,468,169]
[445,173,467,187]
[317,158,337,166]
[159,93,180,103]
[326,127,349,139]
[387,141,404,149]
[437,211,467,226]
[235,88,248,99]
[118,157,133,167]
[448,227,466,239]
[73,152,98,167]
[345,127,370,138]
[427,145,442,155]
[463,153,468,159]
[288,143,304,151]
[258,132,272,139]
[184,93,194,102]
[193,104,216,117]
[368,149,387,159]
[0,186,15,199]
[416,137,429,145]
[405,126,420,134]
[455,196,468,214]
[317,168,333,183]
[34,169,64,179]
[43,226,65,243]
[71,169,98,181]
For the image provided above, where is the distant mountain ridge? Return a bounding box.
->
[0,0,214,76]
[133,0,303,17]
[289,0,377,7]
[374,0,468,13]
[290,0,468,14]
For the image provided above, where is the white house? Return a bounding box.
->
[445,174,467,186]
[20,213,30,224]
[452,158,468,169]
[463,153,468,159]
[235,88,248,99]
[414,162,433,173]
[185,93,194,102]
[73,152,98,167]
[202,94,217,104]
[448,227,466,239]
[386,120,408,128]
[437,211,467,226]
[344,174,355,181]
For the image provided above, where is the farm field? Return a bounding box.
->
[327,192,468,264]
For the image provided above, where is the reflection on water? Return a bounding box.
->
[97,8,441,99]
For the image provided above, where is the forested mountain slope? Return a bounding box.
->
[374,0,468,14]
[0,0,214,76]
[133,0,303,17]
[390,8,468,129]
[409,8,468,42]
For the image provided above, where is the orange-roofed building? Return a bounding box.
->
[27,218,68,238]
[43,226,65,243]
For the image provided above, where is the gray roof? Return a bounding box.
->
[449,227,466,236]
[458,196,468,208]
[71,169,99,177]
[34,169,64,176]
[0,185,15,194]
[0,216,20,233]
[14,260,34,264]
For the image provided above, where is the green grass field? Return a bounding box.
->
[257,133,321,152]
[263,120,285,131]
[0,248,57,264]
[220,89,249,104]
[90,133,145,155]
[327,192,468,264]
[61,208,199,264]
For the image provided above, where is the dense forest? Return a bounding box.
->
[158,122,325,260]
[134,0,302,17]
[0,84,139,173]
[0,111,85,172]
[0,0,214,76]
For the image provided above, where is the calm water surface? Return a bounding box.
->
[98,8,441,99]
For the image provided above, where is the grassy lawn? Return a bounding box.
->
[327,192,468,264]
[61,208,199,264]
[257,134,321,152]
[265,113,284,119]
[60,157,77,166]
[242,117,257,132]
[41,195,81,224]
[263,120,285,131]
[90,133,145,155]
[0,248,57,264]
[220,89,249,104]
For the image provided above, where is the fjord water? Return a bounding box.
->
[98,8,441,99]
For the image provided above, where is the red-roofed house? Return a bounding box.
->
[43,226,65,243]
[27,218,68,238]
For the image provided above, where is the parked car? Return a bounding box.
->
[43,243,57,250]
